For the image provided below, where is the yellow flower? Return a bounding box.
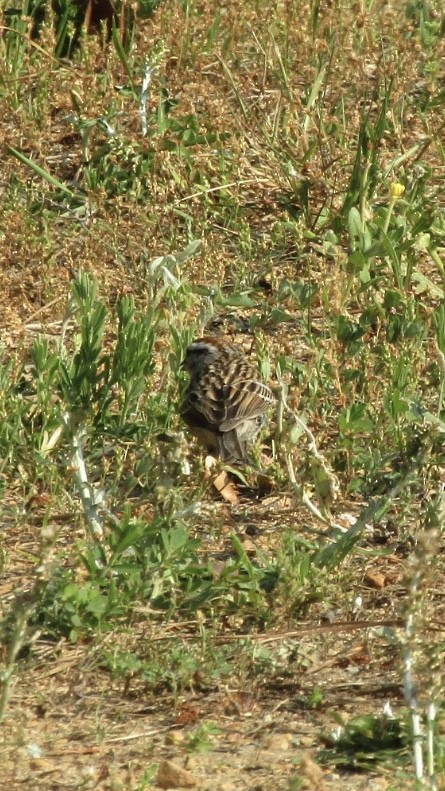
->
[390,182,405,198]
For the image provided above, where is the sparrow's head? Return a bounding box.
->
[181,336,227,376]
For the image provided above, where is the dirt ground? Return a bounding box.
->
[1,491,419,791]
[1,1,444,787]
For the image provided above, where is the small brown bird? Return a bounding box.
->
[180,336,275,463]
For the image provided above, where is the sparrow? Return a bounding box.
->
[180,336,275,463]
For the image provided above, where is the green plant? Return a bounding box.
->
[186,721,221,754]
[2,1,445,785]
[319,710,407,770]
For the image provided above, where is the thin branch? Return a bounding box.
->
[61,412,104,538]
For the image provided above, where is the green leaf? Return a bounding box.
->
[347,207,363,240]
[176,239,201,264]
[270,308,294,324]
[111,23,135,93]
[218,293,258,308]
[411,271,444,298]
[6,144,79,199]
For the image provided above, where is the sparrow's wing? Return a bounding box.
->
[181,397,248,462]
[182,378,274,431]
[181,393,219,431]
[219,378,275,431]
[181,356,274,434]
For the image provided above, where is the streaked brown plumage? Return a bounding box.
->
[180,336,275,463]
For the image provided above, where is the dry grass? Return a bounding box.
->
[1,0,445,788]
